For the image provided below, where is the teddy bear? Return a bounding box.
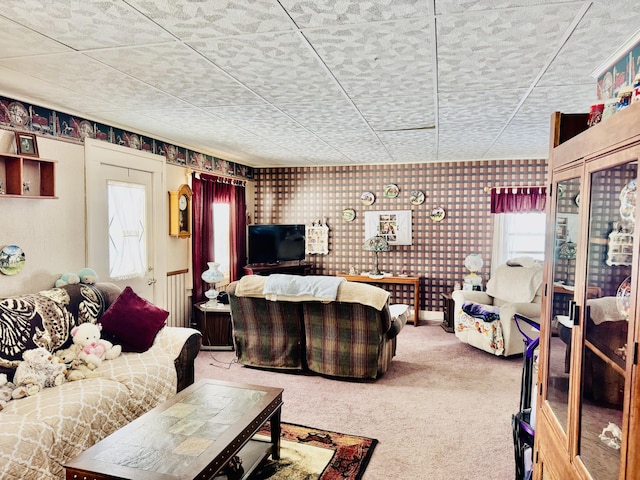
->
[0,373,16,410]
[71,323,121,369]
[78,267,98,285]
[54,345,96,381]
[55,272,80,288]
[12,347,67,399]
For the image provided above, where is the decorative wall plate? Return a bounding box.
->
[342,208,356,222]
[0,245,25,275]
[410,190,425,205]
[384,184,399,198]
[430,207,446,222]
[360,192,375,205]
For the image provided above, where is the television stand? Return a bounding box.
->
[243,261,312,276]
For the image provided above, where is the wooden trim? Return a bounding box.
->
[167,268,189,276]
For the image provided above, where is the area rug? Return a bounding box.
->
[250,422,377,480]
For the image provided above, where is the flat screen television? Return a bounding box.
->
[248,224,306,264]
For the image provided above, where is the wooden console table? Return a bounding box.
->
[341,274,421,326]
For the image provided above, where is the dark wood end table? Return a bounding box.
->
[440,292,455,333]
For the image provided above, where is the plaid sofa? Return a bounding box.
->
[227,277,407,379]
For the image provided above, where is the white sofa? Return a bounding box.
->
[0,283,201,480]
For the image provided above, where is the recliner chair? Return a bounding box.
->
[451,259,542,356]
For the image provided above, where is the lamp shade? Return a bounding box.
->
[363,235,391,252]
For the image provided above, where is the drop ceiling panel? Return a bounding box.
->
[305,18,433,99]
[127,0,296,40]
[0,17,72,59]
[190,31,344,104]
[436,4,581,92]
[0,0,176,50]
[354,95,434,131]
[85,43,264,107]
[0,0,638,166]
[281,0,430,27]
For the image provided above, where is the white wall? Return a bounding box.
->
[0,136,86,296]
[0,132,255,299]
[166,163,191,275]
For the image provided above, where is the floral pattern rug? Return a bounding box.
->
[250,422,377,480]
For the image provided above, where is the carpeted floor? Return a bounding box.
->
[196,322,524,480]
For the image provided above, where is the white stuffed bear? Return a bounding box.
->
[0,373,16,410]
[12,347,67,399]
[71,323,121,369]
[54,345,96,381]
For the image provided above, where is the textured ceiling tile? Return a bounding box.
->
[0,0,175,50]
[306,18,433,98]
[126,0,295,40]
[0,53,186,111]
[354,95,435,131]
[436,4,579,91]
[486,84,593,158]
[278,101,369,136]
[190,31,343,104]
[281,0,429,27]
[206,104,317,138]
[537,1,640,91]
[379,130,437,162]
[0,18,71,58]
[435,0,579,15]
[86,43,263,107]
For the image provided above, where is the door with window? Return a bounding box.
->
[85,139,166,305]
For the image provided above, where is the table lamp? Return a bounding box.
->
[363,235,390,276]
[201,261,224,308]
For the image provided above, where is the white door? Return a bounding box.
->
[85,139,166,305]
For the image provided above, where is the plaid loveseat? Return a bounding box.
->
[227,275,407,379]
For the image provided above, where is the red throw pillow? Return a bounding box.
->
[100,286,169,352]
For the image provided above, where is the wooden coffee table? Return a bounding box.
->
[65,379,283,480]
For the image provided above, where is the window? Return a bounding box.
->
[107,181,147,280]
[492,212,546,274]
[213,202,230,281]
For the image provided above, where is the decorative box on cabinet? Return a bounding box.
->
[0,153,56,198]
[534,102,640,480]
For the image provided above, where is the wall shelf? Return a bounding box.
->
[0,153,57,198]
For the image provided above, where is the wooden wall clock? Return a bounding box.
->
[169,184,192,238]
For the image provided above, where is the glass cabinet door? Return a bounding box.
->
[545,173,582,434]
[578,159,636,479]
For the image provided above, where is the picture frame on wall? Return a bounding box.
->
[364,210,412,245]
[15,132,39,157]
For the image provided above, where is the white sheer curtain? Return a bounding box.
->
[491,213,546,277]
[107,181,147,280]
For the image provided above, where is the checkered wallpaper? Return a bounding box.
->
[253,159,547,313]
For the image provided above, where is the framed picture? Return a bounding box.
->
[364,210,412,245]
[15,132,39,157]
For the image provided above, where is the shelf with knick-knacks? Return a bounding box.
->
[0,153,57,198]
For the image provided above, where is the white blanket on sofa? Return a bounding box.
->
[263,274,345,301]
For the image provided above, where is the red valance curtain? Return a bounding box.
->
[192,173,246,303]
[490,186,546,213]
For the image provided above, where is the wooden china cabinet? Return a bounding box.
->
[534,102,640,480]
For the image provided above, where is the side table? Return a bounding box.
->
[341,274,421,326]
[440,292,455,333]
[193,302,234,350]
